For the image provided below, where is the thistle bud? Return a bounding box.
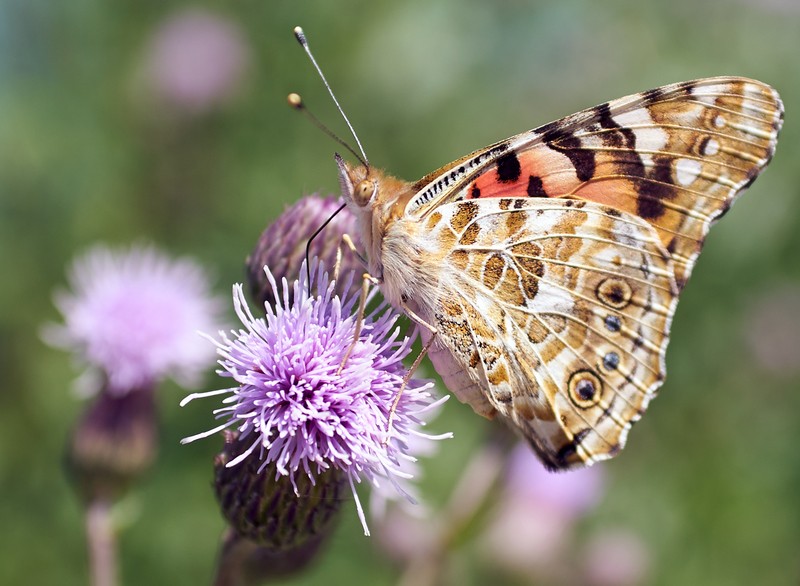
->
[214,526,330,585]
[246,195,360,308]
[214,432,346,550]
[67,385,157,502]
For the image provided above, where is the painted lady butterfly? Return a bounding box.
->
[332,73,783,470]
[292,27,783,471]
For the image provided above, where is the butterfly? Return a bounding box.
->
[334,76,782,470]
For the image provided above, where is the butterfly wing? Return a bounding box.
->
[411,197,676,469]
[405,77,783,289]
[386,77,781,469]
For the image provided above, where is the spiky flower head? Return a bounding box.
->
[46,244,222,396]
[182,261,450,536]
[246,195,361,308]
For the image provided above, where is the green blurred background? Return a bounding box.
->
[2,0,799,584]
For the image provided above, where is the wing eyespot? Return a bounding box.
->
[601,351,621,372]
[604,314,622,332]
[568,369,603,409]
[596,278,633,309]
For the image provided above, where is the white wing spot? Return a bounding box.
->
[703,138,720,156]
[728,120,775,140]
[690,90,716,106]
[529,281,575,315]
[675,158,702,186]
[743,83,763,98]
[714,115,726,128]
[616,111,667,171]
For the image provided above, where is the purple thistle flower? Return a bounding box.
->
[479,442,606,573]
[46,244,223,396]
[182,261,450,535]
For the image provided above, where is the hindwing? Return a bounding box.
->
[421,198,676,469]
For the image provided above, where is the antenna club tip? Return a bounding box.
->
[293,26,306,44]
[287,93,304,109]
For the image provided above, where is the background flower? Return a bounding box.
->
[582,528,651,586]
[46,244,223,395]
[140,8,250,114]
[480,442,606,575]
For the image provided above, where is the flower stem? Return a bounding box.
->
[212,529,257,586]
[397,439,507,586]
[85,498,118,586]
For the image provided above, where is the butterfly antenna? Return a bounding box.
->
[304,202,348,287]
[287,93,367,167]
[293,26,369,168]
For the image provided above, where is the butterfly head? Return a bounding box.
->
[335,154,375,208]
[354,178,378,207]
[335,153,417,284]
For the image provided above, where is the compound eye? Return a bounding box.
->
[354,179,376,207]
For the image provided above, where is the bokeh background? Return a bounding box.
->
[2,0,799,584]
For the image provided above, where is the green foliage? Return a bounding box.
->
[2,0,799,584]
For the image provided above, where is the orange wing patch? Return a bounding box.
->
[460,78,782,289]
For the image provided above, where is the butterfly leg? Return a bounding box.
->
[333,238,344,283]
[333,234,366,282]
[334,229,382,373]
[384,302,439,444]
[336,271,376,375]
[340,234,369,272]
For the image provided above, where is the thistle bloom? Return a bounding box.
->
[182,262,450,535]
[583,529,651,586]
[46,244,222,396]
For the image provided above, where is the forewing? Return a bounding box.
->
[406,77,783,289]
[424,198,677,470]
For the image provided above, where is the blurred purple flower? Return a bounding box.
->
[583,528,651,586]
[480,442,605,573]
[376,440,505,566]
[375,505,437,564]
[143,8,249,113]
[505,441,605,516]
[182,261,450,535]
[46,244,222,396]
[744,284,800,376]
